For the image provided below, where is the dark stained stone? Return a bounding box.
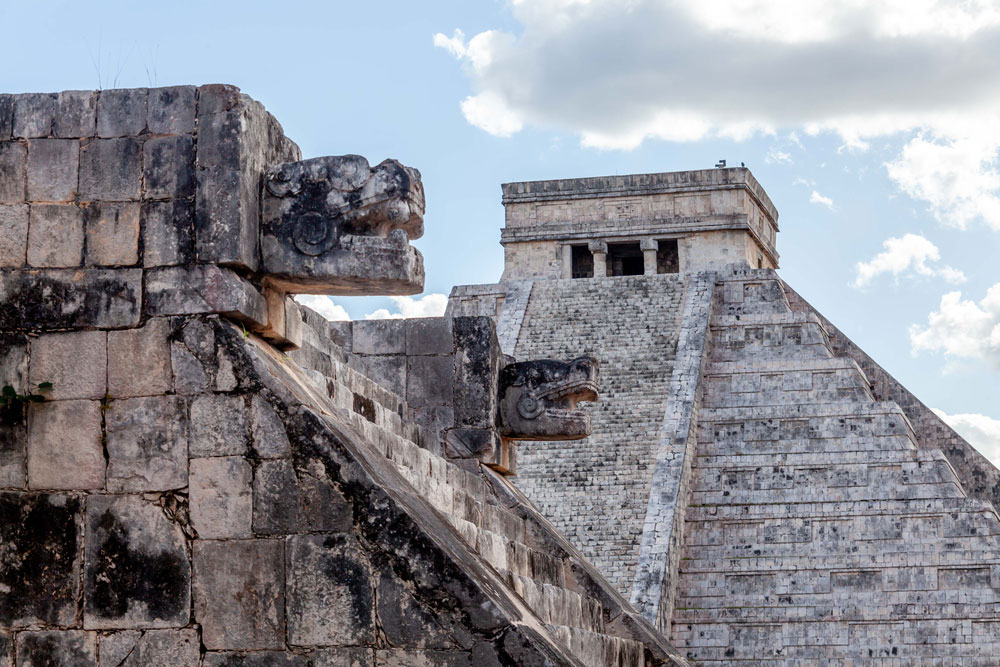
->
[96,88,147,138]
[97,629,199,667]
[0,268,141,330]
[12,93,56,138]
[377,570,456,650]
[0,95,12,139]
[252,458,352,536]
[79,137,142,200]
[451,317,502,429]
[0,492,80,626]
[141,199,195,267]
[15,630,96,667]
[143,135,194,199]
[84,495,190,629]
[147,86,196,135]
[55,90,97,138]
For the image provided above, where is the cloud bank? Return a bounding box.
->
[364,294,449,320]
[853,234,965,288]
[910,283,1000,366]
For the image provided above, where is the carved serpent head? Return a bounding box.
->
[497,356,599,441]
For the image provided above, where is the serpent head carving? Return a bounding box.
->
[497,356,599,441]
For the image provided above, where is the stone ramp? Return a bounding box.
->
[513,274,687,595]
[670,268,1000,664]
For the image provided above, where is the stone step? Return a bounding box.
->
[683,496,997,521]
[547,624,647,667]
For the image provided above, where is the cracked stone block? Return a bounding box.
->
[142,200,194,267]
[29,329,107,400]
[249,396,291,459]
[79,138,141,200]
[0,268,142,330]
[27,204,84,267]
[147,86,196,135]
[55,90,97,138]
[143,135,195,199]
[0,205,28,267]
[190,456,252,539]
[286,534,375,647]
[98,629,199,667]
[252,459,352,536]
[84,201,139,266]
[189,394,248,456]
[353,319,405,355]
[377,570,457,649]
[0,492,81,626]
[145,265,267,328]
[193,539,285,651]
[84,494,191,629]
[108,318,172,397]
[97,88,148,138]
[15,630,96,667]
[170,341,210,395]
[27,399,104,490]
[0,142,25,203]
[13,93,56,138]
[106,396,188,492]
[194,166,259,269]
[26,138,78,202]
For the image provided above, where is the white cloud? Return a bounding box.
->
[910,283,1000,365]
[932,408,1000,468]
[293,295,351,321]
[435,0,1000,228]
[853,233,966,288]
[765,148,792,164]
[809,191,834,209]
[364,294,449,320]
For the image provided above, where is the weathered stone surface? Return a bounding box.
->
[96,88,147,137]
[26,204,84,267]
[29,329,107,400]
[55,90,97,138]
[252,458,352,535]
[452,317,503,429]
[13,93,56,138]
[377,570,457,649]
[98,629,200,667]
[142,199,194,267]
[194,167,257,269]
[406,317,453,356]
[79,138,141,200]
[84,494,190,628]
[170,341,210,395]
[407,355,453,408]
[27,399,104,490]
[147,85,196,135]
[373,650,471,666]
[202,649,373,667]
[84,201,139,266]
[0,143,25,203]
[354,319,405,355]
[15,630,96,666]
[0,420,25,488]
[143,135,194,199]
[0,268,142,329]
[286,534,375,647]
[0,205,28,266]
[363,355,406,397]
[0,492,80,626]
[497,357,599,441]
[193,539,285,651]
[189,394,247,456]
[145,265,267,328]
[0,94,12,139]
[197,84,241,115]
[249,395,291,458]
[108,318,172,397]
[0,631,8,667]
[105,396,188,492]
[26,139,78,201]
[190,456,252,538]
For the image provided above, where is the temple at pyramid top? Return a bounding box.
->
[499,166,779,281]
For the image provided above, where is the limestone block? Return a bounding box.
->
[108,318,172,397]
[105,396,188,492]
[452,317,502,428]
[147,86,196,135]
[143,135,195,199]
[0,94,12,139]
[0,205,28,266]
[193,539,285,651]
[0,421,25,488]
[406,317,454,355]
[249,395,291,458]
[15,630,96,666]
[189,394,248,456]
[286,534,375,646]
[195,167,257,269]
[27,204,83,267]
[252,458,352,535]
[79,138,142,200]
[353,319,406,355]
[145,265,268,328]
[197,84,242,115]
[96,88,148,138]
[0,142,25,203]
[29,329,107,400]
[190,456,252,539]
[83,494,191,629]
[26,138,78,201]
[55,90,97,138]
[376,571,456,649]
[0,492,81,626]
[202,649,373,666]
[141,199,194,267]
[407,355,453,408]
[98,629,200,667]
[84,201,139,266]
[171,341,210,395]
[373,650,470,666]
[364,355,406,397]
[0,268,142,330]
[27,399,104,490]
[13,93,56,138]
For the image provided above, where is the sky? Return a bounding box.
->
[4,0,999,463]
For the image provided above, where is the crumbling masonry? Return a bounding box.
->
[0,85,997,666]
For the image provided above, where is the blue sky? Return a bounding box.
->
[4,0,999,459]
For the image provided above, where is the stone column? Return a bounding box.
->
[640,238,658,275]
[561,244,573,279]
[588,240,608,277]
